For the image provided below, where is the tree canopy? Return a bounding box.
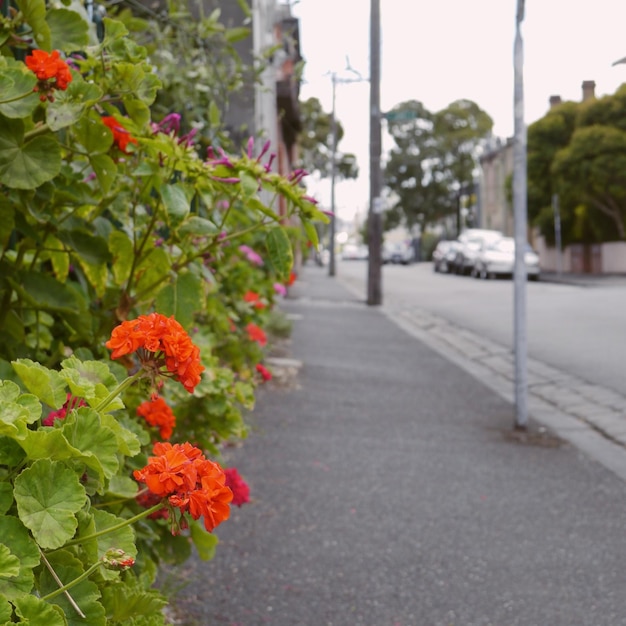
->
[528,84,626,244]
[384,98,492,234]
[297,96,358,181]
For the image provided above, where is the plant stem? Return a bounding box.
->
[40,559,102,604]
[61,502,165,548]
[94,369,143,412]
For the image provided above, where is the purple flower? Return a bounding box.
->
[152,113,181,135]
[178,127,198,147]
[247,136,254,159]
[264,153,277,173]
[239,245,264,266]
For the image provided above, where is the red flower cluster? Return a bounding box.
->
[42,394,87,426]
[246,323,267,346]
[244,291,266,310]
[106,313,205,393]
[287,271,297,286]
[137,396,176,440]
[133,442,233,532]
[101,116,138,153]
[224,467,250,507]
[25,49,72,102]
[255,363,272,382]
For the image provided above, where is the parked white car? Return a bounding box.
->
[453,228,503,275]
[472,237,540,280]
[383,240,414,265]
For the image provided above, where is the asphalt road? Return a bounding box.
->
[335,260,626,397]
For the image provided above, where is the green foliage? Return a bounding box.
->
[0,0,327,622]
[297,96,359,181]
[384,98,492,232]
[528,89,626,244]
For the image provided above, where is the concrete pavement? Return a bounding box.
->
[169,263,626,626]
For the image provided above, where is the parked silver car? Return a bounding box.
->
[472,236,540,280]
[453,229,503,275]
[432,240,458,273]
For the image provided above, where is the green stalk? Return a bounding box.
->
[61,502,165,549]
[40,561,102,603]
[94,369,144,413]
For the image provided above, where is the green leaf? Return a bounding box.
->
[16,0,51,50]
[0,595,12,622]
[61,409,119,484]
[89,509,136,577]
[225,26,251,43]
[0,118,61,190]
[13,594,66,626]
[154,271,204,329]
[303,220,320,248]
[90,154,117,195]
[246,196,281,222]
[177,215,218,237]
[100,583,167,622]
[57,229,111,266]
[46,80,102,132]
[11,359,68,408]
[47,7,89,51]
[122,96,150,126]
[37,550,106,626]
[101,17,129,46]
[0,545,20,578]
[134,247,171,300]
[160,183,189,228]
[100,414,141,457]
[0,483,14,515]
[108,230,134,284]
[0,515,40,600]
[265,227,293,280]
[43,235,70,282]
[11,271,84,314]
[14,459,86,549]
[190,521,219,561]
[0,69,37,118]
[240,172,259,197]
[209,101,220,126]
[74,114,114,154]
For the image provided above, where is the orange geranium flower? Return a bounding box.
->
[134,442,233,532]
[25,49,73,101]
[137,396,176,440]
[255,363,272,382]
[246,323,267,346]
[106,313,205,393]
[101,116,138,153]
[243,290,266,309]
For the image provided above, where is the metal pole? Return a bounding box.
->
[329,74,337,277]
[552,193,562,275]
[367,0,383,305]
[513,0,528,429]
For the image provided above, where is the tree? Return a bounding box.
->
[527,85,626,244]
[297,97,358,180]
[383,99,492,234]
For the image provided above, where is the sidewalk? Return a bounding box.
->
[170,264,626,626]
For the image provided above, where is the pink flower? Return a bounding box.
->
[43,394,87,426]
[224,467,250,507]
[239,245,264,266]
[273,282,287,297]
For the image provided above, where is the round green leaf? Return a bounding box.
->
[0,132,61,190]
[47,7,89,52]
[13,594,67,626]
[0,515,40,600]
[14,459,87,549]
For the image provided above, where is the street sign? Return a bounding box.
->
[383,109,417,122]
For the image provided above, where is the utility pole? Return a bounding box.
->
[328,73,337,277]
[513,0,528,430]
[367,0,383,305]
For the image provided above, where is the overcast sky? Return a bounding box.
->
[289,0,626,223]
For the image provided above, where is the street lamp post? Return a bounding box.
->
[327,66,367,278]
